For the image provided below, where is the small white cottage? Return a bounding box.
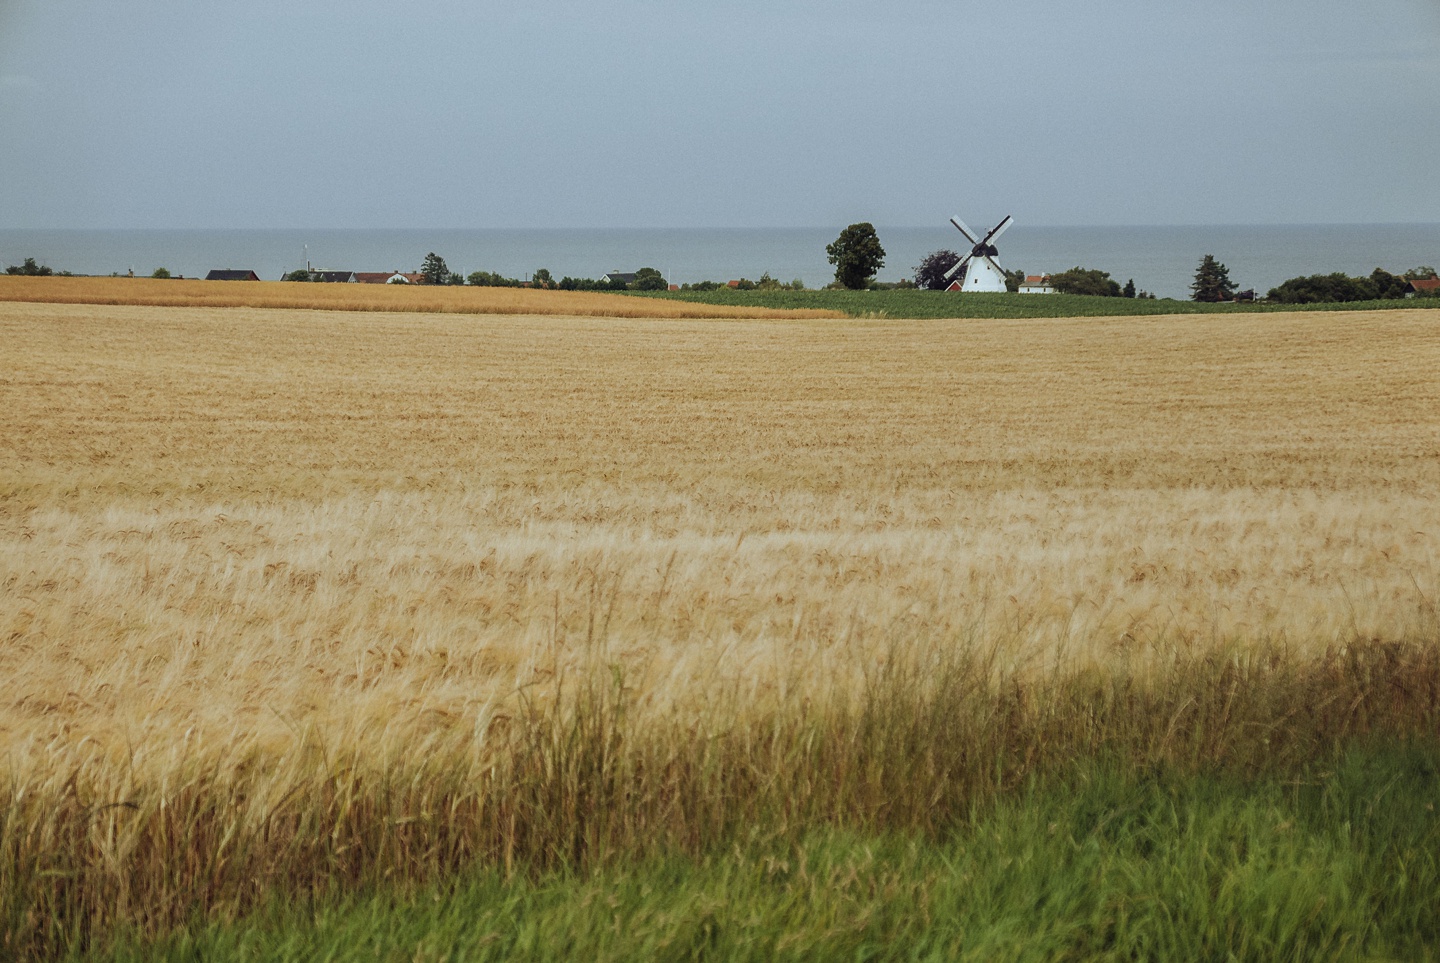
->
[1017,274,1056,295]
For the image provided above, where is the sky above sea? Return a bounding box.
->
[1,1,1437,231]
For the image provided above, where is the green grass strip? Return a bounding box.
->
[628,288,1440,319]
[85,743,1440,963]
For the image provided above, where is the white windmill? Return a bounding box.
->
[944,214,1013,292]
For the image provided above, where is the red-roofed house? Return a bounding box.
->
[1406,278,1440,297]
[1018,274,1056,295]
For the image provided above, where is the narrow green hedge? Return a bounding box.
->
[626,288,1440,319]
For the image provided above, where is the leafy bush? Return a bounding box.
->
[467,271,522,288]
[632,267,667,291]
[1049,267,1123,297]
[1267,268,1413,303]
[557,276,628,291]
[914,250,961,290]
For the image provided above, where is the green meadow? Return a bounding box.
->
[633,288,1439,318]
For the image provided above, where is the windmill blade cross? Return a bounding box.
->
[981,215,1014,246]
[949,217,980,244]
[944,252,974,281]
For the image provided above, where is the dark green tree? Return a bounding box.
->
[420,252,450,285]
[467,270,508,287]
[1050,267,1122,297]
[1367,268,1409,300]
[1403,266,1438,280]
[827,223,886,289]
[5,257,53,276]
[632,267,667,291]
[532,268,554,289]
[1191,254,1236,302]
[1267,269,1412,303]
[1122,278,1136,298]
[913,250,960,290]
[1266,273,1357,303]
[151,267,172,279]
[1004,269,1025,293]
[281,268,312,282]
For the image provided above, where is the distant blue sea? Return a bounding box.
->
[2,225,1437,301]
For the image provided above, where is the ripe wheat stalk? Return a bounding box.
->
[2,301,1439,955]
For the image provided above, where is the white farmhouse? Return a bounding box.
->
[1018,274,1056,295]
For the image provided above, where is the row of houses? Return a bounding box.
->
[205,269,425,283]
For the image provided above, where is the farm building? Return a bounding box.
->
[355,272,425,284]
[1018,275,1056,294]
[1406,278,1440,297]
[204,269,260,281]
[600,272,637,286]
[312,271,357,283]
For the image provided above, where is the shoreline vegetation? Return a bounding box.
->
[4,274,1440,319]
[5,303,1440,958]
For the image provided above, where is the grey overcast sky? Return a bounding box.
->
[1,0,1437,229]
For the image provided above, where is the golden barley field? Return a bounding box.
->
[4,301,1440,764]
[3,300,1440,952]
[0,275,843,319]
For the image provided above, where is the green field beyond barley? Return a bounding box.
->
[638,287,1440,317]
[4,301,1440,960]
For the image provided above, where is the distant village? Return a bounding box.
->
[206,269,428,284]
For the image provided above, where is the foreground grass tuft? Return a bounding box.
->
[7,640,1440,959]
[82,744,1440,962]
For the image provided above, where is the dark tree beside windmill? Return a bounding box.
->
[826,223,886,289]
[1191,254,1237,302]
[914,250,961,290]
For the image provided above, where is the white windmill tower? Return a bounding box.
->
[944,214,1013,292]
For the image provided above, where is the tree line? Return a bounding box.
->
[5,257,66,276]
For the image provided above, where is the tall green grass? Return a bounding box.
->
[83,744,1440,962]
[629,288,1440,318]
[6,640,1440,959]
